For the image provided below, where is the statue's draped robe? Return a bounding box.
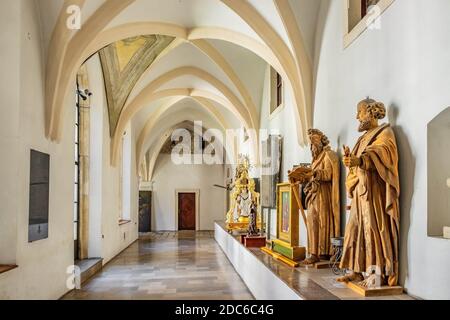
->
[305,147,340,256]
[236,190,252,220]
[340,124,400,286]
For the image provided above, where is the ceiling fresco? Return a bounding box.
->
[99,35,175,137]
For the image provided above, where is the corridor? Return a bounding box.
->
[63,231,254,300]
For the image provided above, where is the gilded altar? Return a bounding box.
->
[226,156,261,231]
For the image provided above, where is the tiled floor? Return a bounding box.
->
[63,231,254,300]
[63,230,414,301]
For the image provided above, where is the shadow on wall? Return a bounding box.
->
[312,0,332,107]
[389,104,415,288]
[336,128,349,232]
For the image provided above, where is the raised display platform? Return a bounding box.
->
[214,222,413,301]
[215,222,301,300]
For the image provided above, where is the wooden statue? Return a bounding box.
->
[288,129,340,266]
[242,199,266,248]
[338,98,400,288]
[247,201,259,236]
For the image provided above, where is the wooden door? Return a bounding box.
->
[139,191,152,233]
[178,193,196,230]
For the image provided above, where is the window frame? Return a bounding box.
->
[343,0,396,48]
[74,80,81,253]
[269,67,284,118]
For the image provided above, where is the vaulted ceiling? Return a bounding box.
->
[39,0,323,168]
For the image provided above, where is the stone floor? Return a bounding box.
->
[63,231,254,300]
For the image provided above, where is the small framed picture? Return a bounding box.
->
[276,183,299,246]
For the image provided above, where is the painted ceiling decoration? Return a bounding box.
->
[99,35,175,136]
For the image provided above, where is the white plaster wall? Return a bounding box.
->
[34,0,64,56]
[0,0,21,265]
[208,40,267,119]
[260,66,312,178]
[0,0,74,299]
[288,0,323,62]
[152,154,225,231]
[122,124,132,221]
[312,0,450,299]
[35,0,106,55]
[97,72,138,265]
[248,0,293,55]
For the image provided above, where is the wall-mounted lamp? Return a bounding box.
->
[77,88,93,101]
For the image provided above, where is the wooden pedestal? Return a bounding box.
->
[261,247,299,268]
[346,282,404,297]
[243,236,266,248]
[271,239,305,262]
[261,239,306,268]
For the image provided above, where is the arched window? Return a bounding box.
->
[428,107,450,239]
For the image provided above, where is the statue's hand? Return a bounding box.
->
[343,155,361,168]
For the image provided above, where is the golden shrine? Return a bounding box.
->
[226,156,261,231]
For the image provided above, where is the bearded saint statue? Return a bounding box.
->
[337,98,400,287]
[289,129,340,265]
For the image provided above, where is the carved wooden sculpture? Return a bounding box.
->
[247,201,259,236]
[288,129,340,266]
[338,98,400,288]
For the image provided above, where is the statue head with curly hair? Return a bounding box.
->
[308,128,330,160]
[357,98,386,132]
